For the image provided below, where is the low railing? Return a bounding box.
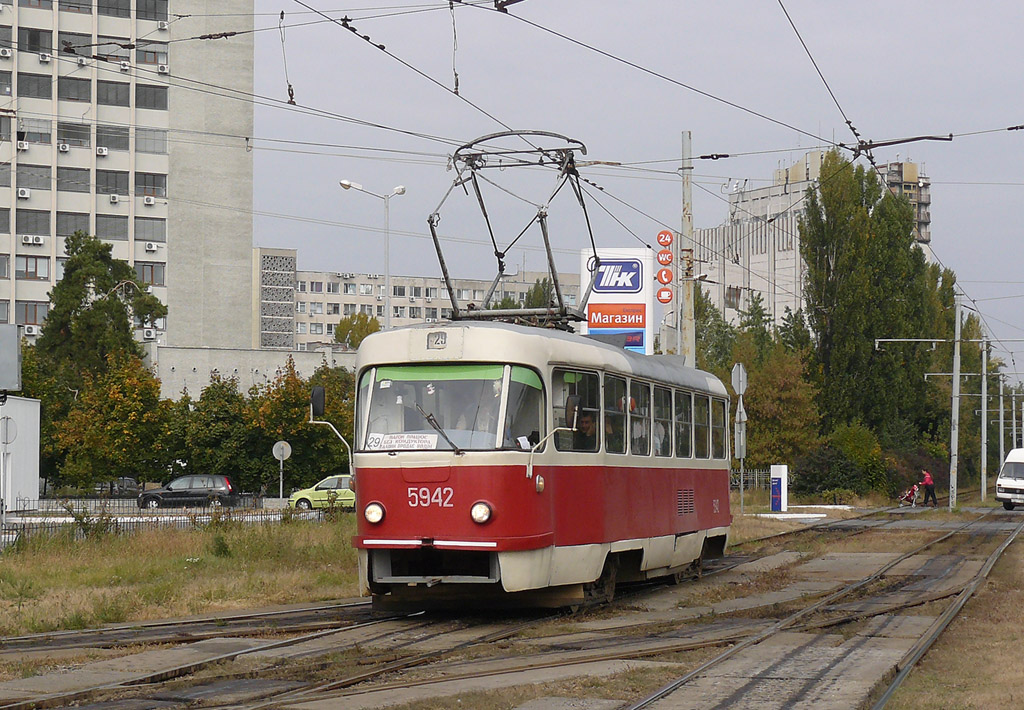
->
[14,494,261,514]
[730,467,772,490]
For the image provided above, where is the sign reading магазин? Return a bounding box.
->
[580,248,655,354]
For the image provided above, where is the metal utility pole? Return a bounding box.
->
[1000,376,1005,469]
[949,294,962,510]
[981,341,989,500]
[1014,393,1018,451]
[678,131,695,364]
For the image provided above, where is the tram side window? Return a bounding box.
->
[653,386,673,457]
[630,381,651,456]
[553,369,600,452]
[675,391,693,458]
[356,369,373,447]
[694,395,711,458]
[504,366,544,450]
[712,398,728,459]
[604,375,627,454]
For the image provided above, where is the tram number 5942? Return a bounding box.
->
[408,486,454,508]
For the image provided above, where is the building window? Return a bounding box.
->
[97,81,130,107]
[376,305,384,318]
[57,167,90,193]
[359,283,372,296]
[0,254,8,279]
[425,307,438,319]
[377,284,386,297]
[96,214,128,241]
[326,282,340,294]
[0,301,7,324]
[360,304,373,316]
[97,0,130,18]
[57,212,89,237]
[137,0,168,21]
[296,301,306,313]
[0,71,11,97]
[135,217,166,242]
[309,302,323,315]
[17,164,51,190]
[96,170,129,195]
[136,84,168,110]
[441,308,452,319]
[409,307,422,319]
[426,287,438,299]
[135,41,167,65]
[17,73,52,100]
[58,77,91,102]
[135,173,166,197]
[57,122,91,147]
[135,262,165,286]
[295,322,306,334]
[96,35,130,62]
[55,257,67,281]
[296,281,306,292]
[0,208,9,234]
[310,323,324,335]
[59,0,92,13]
[18,28,52,54]
[392,306,406,318]
[16,255,50,280]
[0,27,9,51]
[725,285,742,310]
[97,125,129,151]
[16,301,48,325]
[16,210,49,235]
[456,288,471,300]
[392,285,406,297]
[0,165,9,188]
[326,323,334,335]
[343,303,356,316]
[343,283,356,295]
[412,286,422,298]
[310,281,323,293]
[136,128,167,154]
[20,118,51,144]
[328,303,340,315]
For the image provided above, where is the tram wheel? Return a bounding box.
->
[673,553,704,585]
[583,557,618,605]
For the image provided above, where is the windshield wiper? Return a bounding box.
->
[415,404,464,455]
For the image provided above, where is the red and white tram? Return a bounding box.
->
[351,322,732,609]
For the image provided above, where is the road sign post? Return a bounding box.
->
[732,363,748,515]
[272,440,292,500]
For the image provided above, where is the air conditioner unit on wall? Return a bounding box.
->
[38,53,50,63]
[157,64,169,74]
[58,143,70,153]
[157,21,169,31]
[96,146,108,157]
[16,188,30,199]
[143,195,156,206]
[145,242,157,252]
[16,141,27,151]
[0,48,11,59]
[119,61,131,72]
[32,235,43,245]
[23,325,39,336]
[109,194,120,204]
[20,234,32,244]
[77,57,87,67]
[376,295,383,301]
[142,328,156,340]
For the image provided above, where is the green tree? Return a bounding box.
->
[335,312,380,349]
[492,295,518,309]
[57,355,171,489]
[179,374,262,490]
[694,285,736,374]
[738,292,773,365]
[777,307,812,354]
[524,278,554,308]
[36,232,166,382]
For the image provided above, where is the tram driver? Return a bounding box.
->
[573,410,599,451]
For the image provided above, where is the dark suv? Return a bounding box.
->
[138,475,240,509]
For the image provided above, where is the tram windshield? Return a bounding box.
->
[358,364,544,452]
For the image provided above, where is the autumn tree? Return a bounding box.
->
[694,285,736,375]
[335,312,380,349]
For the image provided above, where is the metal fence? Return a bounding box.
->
[1,506,327,547]
[13,494,261,515]
[730,467,772,490]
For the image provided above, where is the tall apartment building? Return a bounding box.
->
[694,151,931,325]
[0,1,254,348]
[253,247,581,351]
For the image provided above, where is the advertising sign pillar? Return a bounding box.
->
[770,464,788,512]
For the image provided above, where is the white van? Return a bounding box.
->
[995,448,1024,510]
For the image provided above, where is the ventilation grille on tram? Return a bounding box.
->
[677,489,696,516]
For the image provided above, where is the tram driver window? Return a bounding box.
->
[553,369,600,452]
[694,394,711,459]
[711,398,728,459]
[503,366,544,450]
[604,375,627,454]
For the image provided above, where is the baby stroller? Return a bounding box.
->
[897,483,920,507]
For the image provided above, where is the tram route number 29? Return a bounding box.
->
[408,486,454,508]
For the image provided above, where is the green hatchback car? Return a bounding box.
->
[288,475,355,510]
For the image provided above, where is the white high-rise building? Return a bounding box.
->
[0,1,254,348]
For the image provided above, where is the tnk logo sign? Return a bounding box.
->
[594,259,643,293]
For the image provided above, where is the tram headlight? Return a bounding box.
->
[470,501,492,524]
[364,502,385,524]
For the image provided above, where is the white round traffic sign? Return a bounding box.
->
[272,440,292,461]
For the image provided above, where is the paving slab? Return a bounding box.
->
[516,698,623,710]
[288,659,681,710]
[795,552,899,581]
[152,678,306,703]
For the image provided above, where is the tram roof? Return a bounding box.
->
[357,321,728,397]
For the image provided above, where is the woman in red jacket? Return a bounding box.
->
[920,469,937,507]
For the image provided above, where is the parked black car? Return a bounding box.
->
[138,475,240,509]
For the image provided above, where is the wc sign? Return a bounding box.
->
[593,259,643,294]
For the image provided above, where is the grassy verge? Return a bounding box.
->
[0,514,359,636]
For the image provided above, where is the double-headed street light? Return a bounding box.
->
[339,180,406,330]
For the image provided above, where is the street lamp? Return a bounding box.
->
[339,180,406,330]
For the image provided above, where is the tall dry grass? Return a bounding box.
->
[0,515,359,635]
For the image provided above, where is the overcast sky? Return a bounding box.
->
[247,1,1024,377]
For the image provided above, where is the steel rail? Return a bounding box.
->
[621,510,994,710]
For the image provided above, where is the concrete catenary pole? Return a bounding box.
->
[981,340,988,501]
[1000,375,1005,468]
[949,294,962,510]
[679,131,696,364]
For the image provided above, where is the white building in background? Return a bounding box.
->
[0,1,255,349]
[254,247,581,352]
[694,151,932,325]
